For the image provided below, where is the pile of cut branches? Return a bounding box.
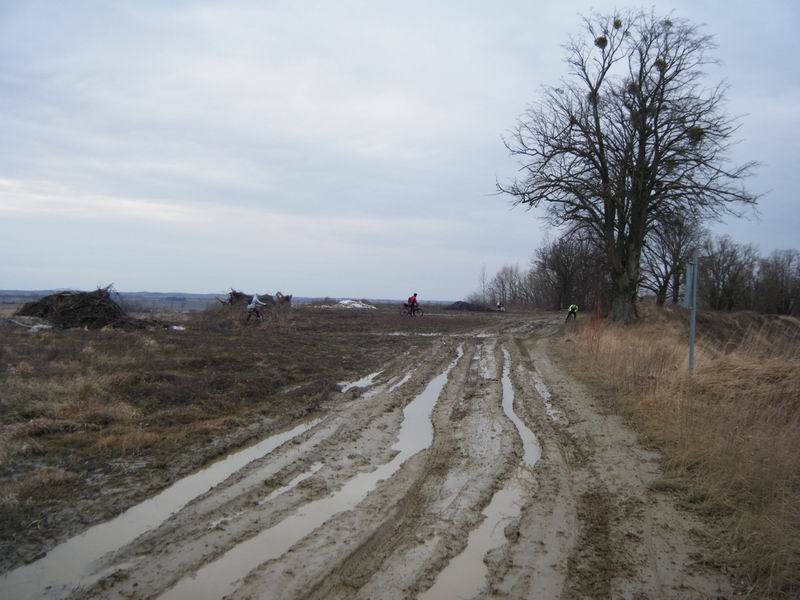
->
[217,289,293,307]
[15,287,163,330]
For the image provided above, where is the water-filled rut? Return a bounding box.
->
[159,346,465,600]
[421,346,541,600]
[0,419,321,600]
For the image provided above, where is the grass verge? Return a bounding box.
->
[552,306,800,597]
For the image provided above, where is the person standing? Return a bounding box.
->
[565,303,578,321]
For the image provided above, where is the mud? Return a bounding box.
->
[419,346,540,599]
[0,315,733,600]
[0,419,321,600]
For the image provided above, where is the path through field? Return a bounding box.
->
[1,317,730,599]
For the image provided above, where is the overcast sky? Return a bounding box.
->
[1,1,797,299]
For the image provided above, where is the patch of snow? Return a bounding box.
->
[337,299,377,309]
[315,299,377,310]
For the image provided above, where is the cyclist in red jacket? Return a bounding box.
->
[407,293,419,316]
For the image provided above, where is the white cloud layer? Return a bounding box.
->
[1,0,797,297]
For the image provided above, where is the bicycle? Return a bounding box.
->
[401,303,424,317]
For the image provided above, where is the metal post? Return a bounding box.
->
[687,250,698,375]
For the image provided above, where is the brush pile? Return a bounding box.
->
[15,287,162,330]
[218,289,293,307]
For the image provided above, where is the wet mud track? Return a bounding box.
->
[1,317,731,599]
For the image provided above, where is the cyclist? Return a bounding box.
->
[565,303,578,322]
[407,293,419,316]
[246,294,267,323]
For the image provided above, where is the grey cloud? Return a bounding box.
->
[1,1,796,297]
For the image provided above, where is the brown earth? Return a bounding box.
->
[0,304,489,572]
[0,308,737,599]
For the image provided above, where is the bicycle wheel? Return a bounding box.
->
[415,307,424,317]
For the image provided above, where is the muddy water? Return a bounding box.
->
[531,365,560,421]
[339,369,383,392]
[210,463,326,530]
[159,347,464,600]
[257,462,324,506]
[387,371,413,392]
[0,419,321,600]
[420,346,540,600]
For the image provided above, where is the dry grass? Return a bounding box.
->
[0,303,494,571]
[7,467,79,500]
[558,307,800,597]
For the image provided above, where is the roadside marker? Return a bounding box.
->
[683,250,699,374]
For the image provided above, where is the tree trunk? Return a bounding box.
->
[671,270,681,304]
[656,283,668,306]
[608,241,642,323]
[610,270,638,322]
[611,291,636,322]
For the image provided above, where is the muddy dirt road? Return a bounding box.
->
[1,316,730,599]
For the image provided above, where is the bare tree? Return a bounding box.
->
[532,235,601,309]
[700,235,757,311]
[641,214,704,305]
[489,264,525,306]
[478,264,489,305]
[754,249,800,315]
[499,10,757,322]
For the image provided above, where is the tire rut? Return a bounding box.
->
[68,342,454,600]
[56,316,731,600]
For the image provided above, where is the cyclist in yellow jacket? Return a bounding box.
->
[565,303,578,322]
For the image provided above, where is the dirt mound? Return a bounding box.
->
[445,301,493,312]
[15,287,163,330]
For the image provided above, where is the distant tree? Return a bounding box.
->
[641,214,704,305]
[532,235,601,309]
[489,264,525,306]
[700,235,757,311]
[479,264,489,304]
[499,10,757,322]
[754,249,800,315]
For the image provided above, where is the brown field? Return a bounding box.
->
[552,306,800,597]
[2,301,795,599]
[0,303,495,570]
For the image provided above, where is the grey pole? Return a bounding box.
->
[688,250,698,375]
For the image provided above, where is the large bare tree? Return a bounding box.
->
[499,10,757,321]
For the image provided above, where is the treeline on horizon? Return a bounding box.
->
[471,225,800,317]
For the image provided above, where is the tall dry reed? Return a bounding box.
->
[563,310,800,597]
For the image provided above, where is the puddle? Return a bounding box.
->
[373,332,443,337]
[420,346,540,600]
[531,366,560,421]
[0,419,321,600]
[159,347,464,600]
[339,369,383,393]
[258,462,324,505]
[478,338,497,380]
[387,371,413,393]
